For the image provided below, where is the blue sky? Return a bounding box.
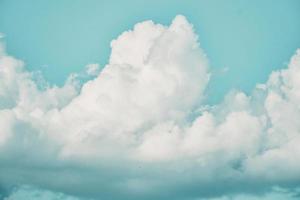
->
[1,0,300,103]
[1,1,300,200]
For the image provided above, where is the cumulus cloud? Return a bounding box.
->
[0,15,300,199]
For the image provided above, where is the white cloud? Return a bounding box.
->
[55,15,209,159]
[0,15,300,199]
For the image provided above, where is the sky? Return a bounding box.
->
[0,1,300,200]
[1,0,300,103]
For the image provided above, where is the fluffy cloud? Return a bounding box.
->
[0,15,300,200]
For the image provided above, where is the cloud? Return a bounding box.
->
[0,15,300,199]
[3,186,84,200]
[85,64,100,76]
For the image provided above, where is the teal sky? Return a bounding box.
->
[1,0,300,103]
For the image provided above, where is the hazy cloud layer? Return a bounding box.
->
[0,15,300,199]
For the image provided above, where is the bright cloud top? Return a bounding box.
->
[0,15,300,200]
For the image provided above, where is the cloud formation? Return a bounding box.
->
[0,15,300,199]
